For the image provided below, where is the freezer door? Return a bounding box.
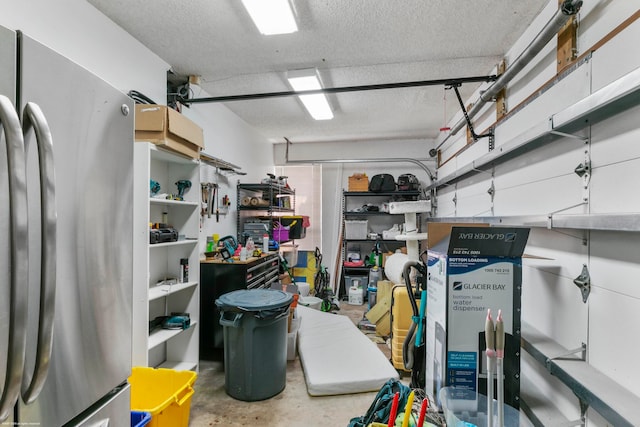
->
[0,25,16,104]
[17,33,134,426]
[68,383,131,427]
[0,25,29,425]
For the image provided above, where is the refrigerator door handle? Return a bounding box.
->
[0,95,29,422]
[20,102,57,405]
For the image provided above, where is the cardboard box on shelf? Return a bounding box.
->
[348,173,369,191]
[135,104,204,159]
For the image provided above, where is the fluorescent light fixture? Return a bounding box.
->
[287,69,334,121]
[241,0,298,35]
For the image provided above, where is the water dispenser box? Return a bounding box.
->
[425,224,529,412]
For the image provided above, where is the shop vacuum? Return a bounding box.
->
[401,251,428,390]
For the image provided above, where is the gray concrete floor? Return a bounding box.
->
[189,302,397,426]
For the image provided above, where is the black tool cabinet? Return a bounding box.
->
[199,252,280,360]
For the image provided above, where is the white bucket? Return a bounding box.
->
[299,296,322,310]
[297,282,311,297]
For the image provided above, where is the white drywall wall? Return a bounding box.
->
[435,1,640,422]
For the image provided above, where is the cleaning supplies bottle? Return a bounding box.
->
[180,258,189,283]
[368,266,380,308]
[246,237,255,252]
[263,233,269,253]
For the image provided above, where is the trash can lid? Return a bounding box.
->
[216,289,293,312]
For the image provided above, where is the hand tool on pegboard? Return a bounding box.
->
[200,182,217,218]
[214,184,220,222]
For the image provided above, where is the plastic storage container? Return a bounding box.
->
[129,367,197,427]
[344,220,368,239]
[280,216,307,239]
[273,224,290,242]
[439,387,520,427]
[216,289,293,401]
[131,411,152,427]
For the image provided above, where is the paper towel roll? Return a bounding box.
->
[384,253,410,284]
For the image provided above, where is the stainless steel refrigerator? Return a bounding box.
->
[0,25,134,426]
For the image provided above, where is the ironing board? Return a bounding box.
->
[296,305,399,396]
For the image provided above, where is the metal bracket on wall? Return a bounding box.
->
[574,142,591,203]
[573,264,591,303]
[487,181,495,216]
[546,200,588,229]
[450,84,494,142]
[452,192,458,216]
[546,342,586,366]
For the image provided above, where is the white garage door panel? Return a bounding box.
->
[590,103,640,166]
[525,228,587,273]
[456,191,492,217]
[590,158,640,213]
[590,231,640,299]
[440,135,467,167]
[496,61,590,145]
[456,138,492,168]
[437,155,458,180]
[436,190,457,218]
[455,177,493,217]
[521,264,588,349]
[494,174,583,216]
[588,286,640,397]
[493,136,585,191]
[591,19,640,93]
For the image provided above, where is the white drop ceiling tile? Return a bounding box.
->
[590,231,640,299]
[588,286,640,397]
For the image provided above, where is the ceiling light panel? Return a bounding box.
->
[287,70,334,121]
[241,0,298,35]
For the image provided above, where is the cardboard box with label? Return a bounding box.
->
[425,223,529,413]
[135,105,204,159]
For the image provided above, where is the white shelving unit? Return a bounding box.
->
[133,142,200,372]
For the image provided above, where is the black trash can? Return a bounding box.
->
[215,289,293,401]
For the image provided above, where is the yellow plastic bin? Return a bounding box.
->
[129,367,197,427]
